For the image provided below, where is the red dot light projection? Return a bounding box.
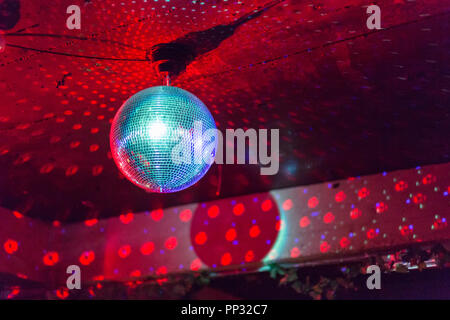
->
[0,0,448,223]
[0,0,449,300]
[190,195,280,268]
[0,162,448,293]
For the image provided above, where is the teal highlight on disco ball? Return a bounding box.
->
[110,86,217,193]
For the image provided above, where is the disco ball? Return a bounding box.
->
[110,86,217,193]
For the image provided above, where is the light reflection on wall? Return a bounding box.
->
[0,162,449,290]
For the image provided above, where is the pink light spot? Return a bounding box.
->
[207,205,219,218]
[165,236,178,250]
[261,199,272,212]
[140,242,155,255]
[308,196,319,208]
[118,245,131,258]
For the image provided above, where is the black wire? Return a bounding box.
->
[5,43,149,62]
[3,8,448,73]
[181,10,450,82]
[4,33,147,52]
[1,0,287,65]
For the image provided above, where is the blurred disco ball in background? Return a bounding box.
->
[110,86,217,193]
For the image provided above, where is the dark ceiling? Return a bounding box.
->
[0,0,449,222]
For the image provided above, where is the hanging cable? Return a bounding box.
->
[4,33,147,52]
[163,73,170,86]
[5,43,149,61]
